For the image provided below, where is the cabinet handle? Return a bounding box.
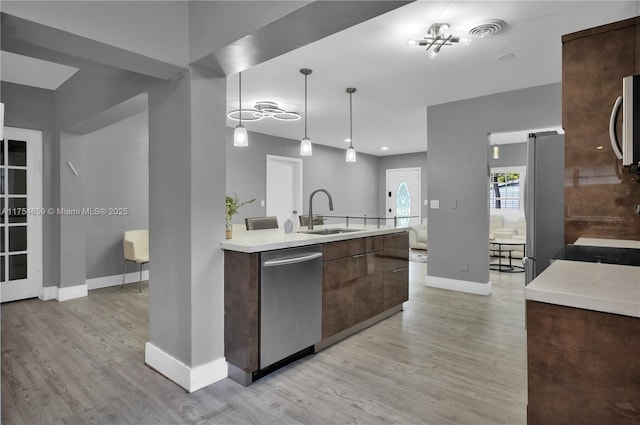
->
[391,267,406,273]
[352,253,365,258]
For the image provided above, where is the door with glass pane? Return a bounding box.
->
[1,127,43,302]
[386,168,421,227]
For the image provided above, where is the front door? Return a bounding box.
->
[386,167,421,227]
[1,127,43,302]
[266,155,303,227]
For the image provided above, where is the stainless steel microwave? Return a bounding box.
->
[610,74,640,169]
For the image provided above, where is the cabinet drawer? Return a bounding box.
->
[323,236,383,260]
[384,265,408,310]
[383,231,409,252]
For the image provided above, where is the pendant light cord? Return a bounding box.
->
[238,72,242,127]
[304,73,308,138]
[349,91,353,148]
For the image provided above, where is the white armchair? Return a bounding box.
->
[409,219,427,250]
[122,229,149,293]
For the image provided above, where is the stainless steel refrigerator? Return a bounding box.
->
[524,131,565,285]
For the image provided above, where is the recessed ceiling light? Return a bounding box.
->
[381,146,389,151]
[497,53,515,61]
[407,39,418,46]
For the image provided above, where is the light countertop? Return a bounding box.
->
[220,223,408,253]
[574,237,640,249]
[525,259,640,318]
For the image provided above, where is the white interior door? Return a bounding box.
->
[266,155,302,228]
[386,167,421,227]
[1,127,43,302]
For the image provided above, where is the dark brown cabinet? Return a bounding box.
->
[223,250,259,374]
[563,17,640,243]
[321,233,408,339]
[382,232,409,310]
[527,300,640,425]
[322,254,359,338]
[321,236,384,339]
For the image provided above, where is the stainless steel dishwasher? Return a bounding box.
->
[260,245,322,369]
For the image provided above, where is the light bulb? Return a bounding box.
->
[234,124,248,147]
[346,146,357,162]
[492,145,500,159]
[300,137,312,156]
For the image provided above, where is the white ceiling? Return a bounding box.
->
[1,50,78,90]
[226,0,639,156]
[2,1,637,154]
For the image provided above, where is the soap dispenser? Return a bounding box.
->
[284,212,295,234]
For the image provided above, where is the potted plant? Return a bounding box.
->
[225,194,255,239]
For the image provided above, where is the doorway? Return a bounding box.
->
[386,167,421,227]
[266,155,303,227]
[1,127,43,302]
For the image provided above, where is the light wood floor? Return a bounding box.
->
[2,262,527,425]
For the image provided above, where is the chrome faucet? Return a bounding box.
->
[308,189,334,230]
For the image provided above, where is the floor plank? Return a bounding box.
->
[2,265,527,424]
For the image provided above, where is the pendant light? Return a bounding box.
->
[233,72,248,147]
[492,144,500,159]
[299,68,313,156]
[345,88,357,162]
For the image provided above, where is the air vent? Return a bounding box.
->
[468,20,507,39]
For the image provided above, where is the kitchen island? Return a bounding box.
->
[525,240,640,425]
[221,224,409,386]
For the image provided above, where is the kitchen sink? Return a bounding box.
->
[298,228,362,235]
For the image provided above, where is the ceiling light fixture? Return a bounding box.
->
[227,100,300,122]
[407,23,470,57]
[299,68,313,156]
[233,72,248,147]
[345,87,357,163]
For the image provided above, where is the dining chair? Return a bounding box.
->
[122,229,149,293]
[245,216,279,230]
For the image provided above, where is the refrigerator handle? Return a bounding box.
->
[609,95,623,160]
[523,256,536,286]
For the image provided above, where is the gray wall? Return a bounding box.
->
[378,152,428,220]
[427,82,561,286]
[226,129,380,225]
[59,132,86,288]
[83,112,149,279]
[489,142,527,168]
[1,81,59,287]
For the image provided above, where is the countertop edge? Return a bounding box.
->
[220,226,408,253]
[524,260,640,319]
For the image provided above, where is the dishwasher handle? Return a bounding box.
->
[263,252,323,267]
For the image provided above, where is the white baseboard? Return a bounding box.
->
[40,285,58,301]
[37,271,149,302]
[87,270,149,290]
[425,275,492,295]
[58,283,89,301]
[145,342,228,393]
